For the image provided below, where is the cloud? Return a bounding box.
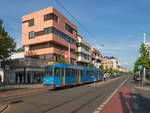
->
[128,43,140,48]
[119,62,131,66]
[94,45,123,51]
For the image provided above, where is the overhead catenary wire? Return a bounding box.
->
[54,0,104,47]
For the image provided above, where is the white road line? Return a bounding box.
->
[93,111,100,113]
[93,76,130,113]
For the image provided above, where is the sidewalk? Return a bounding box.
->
[132,82,150,113]
[133,79,150,91]
[0,83,50,97]
[0,104,8,113]
[0,83,44,89]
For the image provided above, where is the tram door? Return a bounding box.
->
[62,68,65,85]
[97,71,99,80]
[76,70,80,84]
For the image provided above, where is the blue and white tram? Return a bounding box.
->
[43,64,103,88]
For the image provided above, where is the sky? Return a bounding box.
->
[1,0,150,71]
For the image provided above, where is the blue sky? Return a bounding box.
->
[1,0,150,70]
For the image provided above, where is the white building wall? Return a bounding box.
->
[0,70,4,82]
[11,52,24,59]
[77,34,92,64]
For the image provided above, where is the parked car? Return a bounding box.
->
[104,73,111,80]
[133,74,142,81]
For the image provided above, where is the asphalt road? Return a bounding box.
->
[0,75,130,113]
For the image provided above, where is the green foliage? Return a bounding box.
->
[88,61,93,68]
[16,47,24,52]
[109,67,113,74]
[139,43,147,57]
[0,19,16,59]
[58,56,67,64]
[99,64,129,74]
[134,43,150,73]
[99,65,104,71]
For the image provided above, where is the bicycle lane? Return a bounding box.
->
[100,87,133,113]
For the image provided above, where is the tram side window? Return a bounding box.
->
[72,69,76,76]
[86,70,89,76]
[90,71,92,76]
[66,69,71,76]
[45,65,53,77]
[80,70,84,76]
[54,68,60,76]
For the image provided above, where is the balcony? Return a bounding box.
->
[22,34,76,50]
[24,47,76,59]
[77,47,91,55]
[77,56,90,63]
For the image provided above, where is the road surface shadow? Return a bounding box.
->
[119,91,133,113]
[51,80,104,91]
[132,93,150,113]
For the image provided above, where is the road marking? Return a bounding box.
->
[93,76,130,113]
[93,111,100,113]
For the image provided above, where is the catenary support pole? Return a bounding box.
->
[68,43,70,64]
[143,32,146,83]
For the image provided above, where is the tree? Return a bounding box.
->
[134,43,150,73]
[16,47,24,52]
[0,19,16,59]
[109,56,115,59]
[109,67,113,74]
[99,65,104,71]
[58,56,67,64]
[88,61,93,68]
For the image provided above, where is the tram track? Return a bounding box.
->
[40,77,124,113]
[42,87,107,113]
[3,76,125,113]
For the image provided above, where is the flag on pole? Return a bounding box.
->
[147,46,150,50]
[64,51,69,62]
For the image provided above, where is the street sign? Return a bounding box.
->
[138,65,143,70]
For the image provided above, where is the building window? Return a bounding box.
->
[65,23,73,34]
[29,19,34,27]
[44,27,53,34]
[44,27,75,44]
[44,13,58,22]
[29,31,35,39]
[77,43,90,52]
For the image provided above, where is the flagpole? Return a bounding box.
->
[68,43,70,64]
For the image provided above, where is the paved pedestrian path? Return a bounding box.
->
[0,104,8,113]
[0,87,50,97]
[0,83,43,89]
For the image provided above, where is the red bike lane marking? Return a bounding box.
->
[101,87,133,113]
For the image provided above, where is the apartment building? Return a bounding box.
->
[101,57,113,69]
[91,48,103,68]
[102,57,118,70]
[22,6,77,65]
[76,34,91,66]
[110,58,118,70]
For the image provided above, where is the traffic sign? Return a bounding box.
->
[138,65,143,70]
